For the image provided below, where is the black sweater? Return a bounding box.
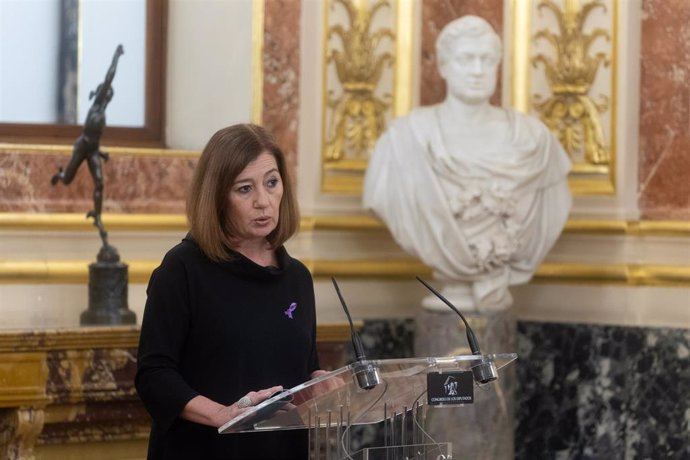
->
[136,236,319,459]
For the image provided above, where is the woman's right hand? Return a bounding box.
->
[232,385,284,411]
[222,385,285,425]
[181,385,284,428]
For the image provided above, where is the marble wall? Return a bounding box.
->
[0,147,194,213]
[638,0,690,220]
[262,0,301,180]
[420,0,503,106]
[517,321,690,459]
[355,318,690,459]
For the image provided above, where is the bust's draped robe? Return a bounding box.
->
[363,106,572,309]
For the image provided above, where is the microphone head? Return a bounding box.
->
[332,277,381,390]
[471,358,498,384]
[352,361,381,390]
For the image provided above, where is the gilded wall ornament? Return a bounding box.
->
[532,0,611,165]
[324,0,394,163]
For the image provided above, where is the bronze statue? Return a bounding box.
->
[50,44,135,325]
[51,44,124,261]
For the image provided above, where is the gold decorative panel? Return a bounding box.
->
[321,0,414,194]
[512,0,617,195]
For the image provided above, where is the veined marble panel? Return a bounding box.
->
[345,318,690,459]
[516,321,690,459]
[0,150,195,214]
[420,0,504,106]
[639,0,690,219]
[262,0,301,179]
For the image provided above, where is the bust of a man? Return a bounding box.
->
[363,15,572,312]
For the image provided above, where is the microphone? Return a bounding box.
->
[331,277,380,390]
[415,276,498,384]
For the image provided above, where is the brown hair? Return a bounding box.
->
[186,124,299,261]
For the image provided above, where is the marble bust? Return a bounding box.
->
[363,15,572,312]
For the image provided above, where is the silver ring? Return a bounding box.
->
[237,396,252,408]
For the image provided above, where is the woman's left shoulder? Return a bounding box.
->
[280,248,312,278]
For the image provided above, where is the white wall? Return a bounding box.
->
[165,0,254,150]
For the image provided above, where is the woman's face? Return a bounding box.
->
[227,151,283,244]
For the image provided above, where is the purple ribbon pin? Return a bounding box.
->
[284,302,297,319]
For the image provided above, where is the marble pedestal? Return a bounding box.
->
[415,308,517,460]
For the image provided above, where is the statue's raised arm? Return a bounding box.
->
[90,44,124,102]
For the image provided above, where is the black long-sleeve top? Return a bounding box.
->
[136,236,319,459]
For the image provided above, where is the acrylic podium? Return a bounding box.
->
[219,352,517,459]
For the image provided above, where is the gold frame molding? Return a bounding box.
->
[0,326,140,352]
[2,212,689,236]
[0,325,353,351]
[392,0,414,118]
[2,258,690,287]
[0,213,188,231]
[251,0,265,124]
[0,143,198,158]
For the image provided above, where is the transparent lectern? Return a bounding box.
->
[219,353,517,459]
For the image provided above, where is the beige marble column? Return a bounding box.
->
[262,0,301,180]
